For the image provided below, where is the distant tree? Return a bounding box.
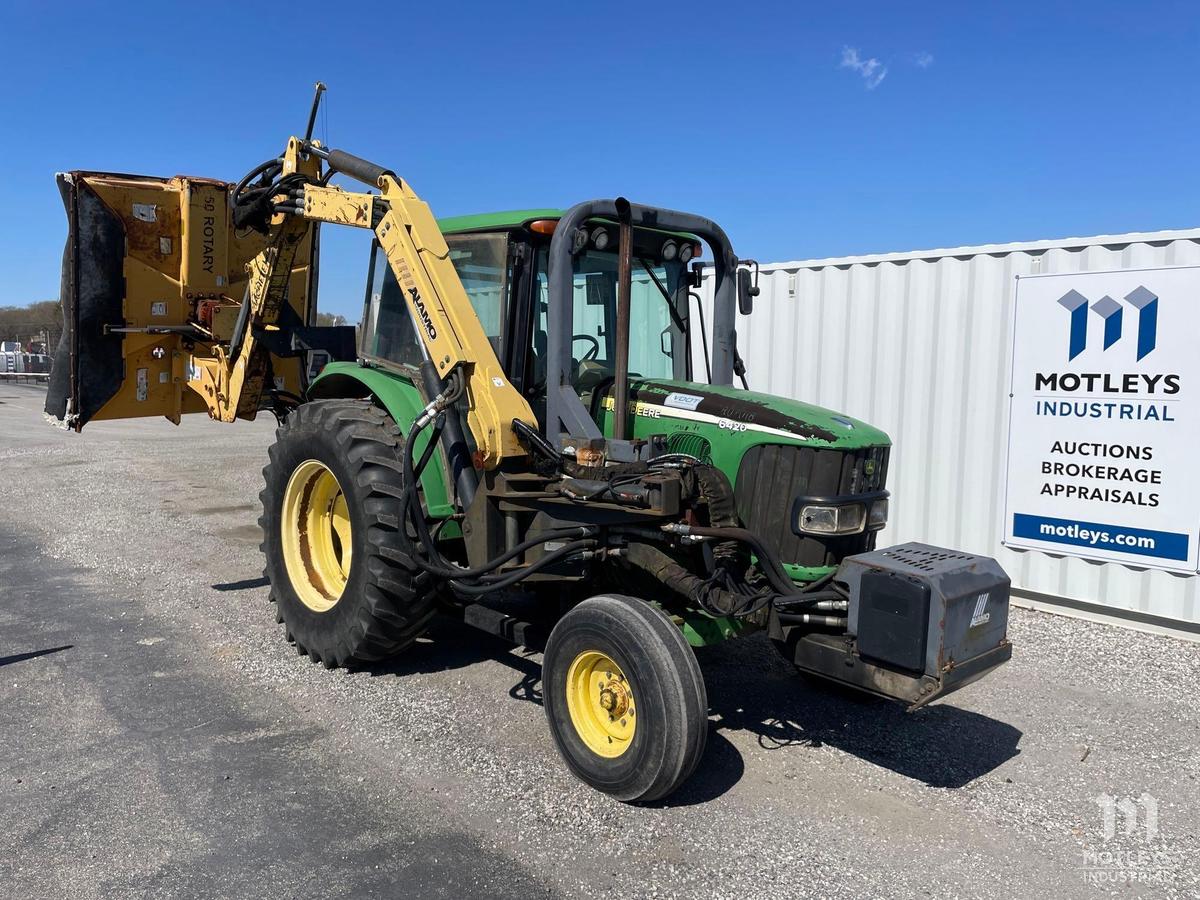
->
[0,300,64,350]
[315,312,348,327]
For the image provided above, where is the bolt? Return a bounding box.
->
[605,671,612,679]
[620,719,627,727]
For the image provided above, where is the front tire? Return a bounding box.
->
[259,399,435,668]
[543,595,708,802]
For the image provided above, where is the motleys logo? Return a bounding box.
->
[1039,521,1156,550]
[1058,286,1158,361]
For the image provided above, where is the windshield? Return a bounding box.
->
[533,247,689,388]
[360,232,509,368]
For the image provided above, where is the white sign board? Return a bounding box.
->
[1004,265,1200,574]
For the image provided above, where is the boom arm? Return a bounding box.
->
[58,133,537,469]
[291,151,535,466]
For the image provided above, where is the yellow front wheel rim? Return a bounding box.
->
[566,651,636,758]
[281,459,352,613]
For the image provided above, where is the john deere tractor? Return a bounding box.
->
[47,89,1011,802]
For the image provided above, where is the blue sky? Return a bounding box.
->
[1,0,1197,319]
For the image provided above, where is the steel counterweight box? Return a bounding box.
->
[840,543,1011,684]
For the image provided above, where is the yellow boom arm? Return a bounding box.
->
[180,136,535,468]
[296,168,535,466]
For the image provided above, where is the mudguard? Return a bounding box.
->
[308,362,454,518]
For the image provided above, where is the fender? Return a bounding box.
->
[308,361,454,518]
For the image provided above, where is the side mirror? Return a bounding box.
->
[737,266,760,316]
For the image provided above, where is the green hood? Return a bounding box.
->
[621,379,891,450]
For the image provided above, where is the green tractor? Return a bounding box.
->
[49,117,1012,802]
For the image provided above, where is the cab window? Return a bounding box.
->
[446,233,508,350]
[360,233,509,368]
[531,248,687,389]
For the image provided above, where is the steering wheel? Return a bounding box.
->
[572,334,601,362]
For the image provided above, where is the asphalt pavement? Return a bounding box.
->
[1,382,1197,899]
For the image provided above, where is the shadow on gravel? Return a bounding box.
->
[697,634,1022,789]
[364,617,750,806]
[363,616,532,679]
[0,644,73,668]
[211,576,270,592]
[647,731,745,808]
[363,617,1020,796]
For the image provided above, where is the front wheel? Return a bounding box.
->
[542,595,708,802]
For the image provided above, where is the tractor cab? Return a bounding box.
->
[360,209,701,434]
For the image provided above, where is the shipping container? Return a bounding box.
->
[694,228,1200,638]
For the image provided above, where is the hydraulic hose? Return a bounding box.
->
[620,542,769,619]
[777,613,848,628]
[443,540,599,596]
[661,524,799,597]
[396,380,600,589]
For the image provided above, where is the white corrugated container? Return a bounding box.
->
[694,228,1200,637]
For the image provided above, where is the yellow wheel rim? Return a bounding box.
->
[565,651,636,758]
[280,459,352,613]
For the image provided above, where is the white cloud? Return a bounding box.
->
[840,46,888,90]
[914,51,935,69]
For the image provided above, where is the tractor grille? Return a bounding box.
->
[735,443,890,568]
[666,432,713,464]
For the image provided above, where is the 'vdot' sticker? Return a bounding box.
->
[664,392,704,411]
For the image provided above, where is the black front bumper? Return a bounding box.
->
[790,632,1013,710]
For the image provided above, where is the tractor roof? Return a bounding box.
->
[436,208,700,244]
[436,209,562,234]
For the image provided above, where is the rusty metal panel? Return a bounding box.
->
[694,229,1200,634]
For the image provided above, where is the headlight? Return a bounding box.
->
[867,497,888,530]
[798,503,866,535]
[661,239,678,261]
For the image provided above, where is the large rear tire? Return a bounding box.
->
[542,595,708,802]
[258,399,435,668]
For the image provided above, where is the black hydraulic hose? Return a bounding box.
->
[399,381,465,575]
[416,524,595,581]
[412,418,444,482]
[445,540,598,596]
[233,157,283,201]
[666,525,797,597]
[620,541,769,619]
[419,359,477,511]
[397,393,600,585]
[688,292,712,384]
[801,569,838,594]
[772,588,845,608]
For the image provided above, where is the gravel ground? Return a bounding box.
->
[1,382,1197,899]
